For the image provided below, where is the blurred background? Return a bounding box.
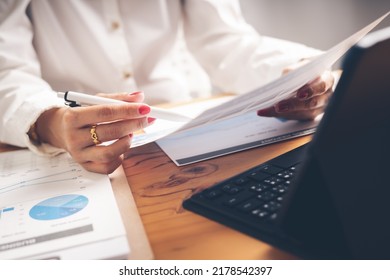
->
[240,0,390,50]
[178,0,390,96]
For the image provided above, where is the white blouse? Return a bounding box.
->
[0,0,320,154]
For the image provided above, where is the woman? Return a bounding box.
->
[0,0,334,173]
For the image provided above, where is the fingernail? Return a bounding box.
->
[139,105,151,115]
[257,108,271,116]
[129,91,142,96]
[276,101,290,112]
[147,117,156,124]
[297,90,309,99]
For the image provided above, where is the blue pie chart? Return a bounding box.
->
[29,194,89,220]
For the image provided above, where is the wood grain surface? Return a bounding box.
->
[122,136,312,259]
[1,134,311,259]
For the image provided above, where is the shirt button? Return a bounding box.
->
[111,21,120,30]
[123,71,132,79]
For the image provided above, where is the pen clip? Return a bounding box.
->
[63,91,80,107]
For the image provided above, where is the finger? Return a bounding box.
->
[257,105,324,120]
[297,70,334,99]
[67,117,155,149]
[257,91,330,120]
[96,91,145,103]
[274,89,331,113]
[89,137,131,163]
[63,102,152,128]
[270,106,325,121]
[82,157,123,174]
[76,135,132,172]
[76,117,155,148]
[257,106,278,118]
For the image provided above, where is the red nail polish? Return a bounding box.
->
[298,90,309,99]
[257,109,270,116]
[139,105,150,115]
[129,91,142,96]
[147,117,156,124]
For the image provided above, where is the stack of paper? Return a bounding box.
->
[0,150,129,259]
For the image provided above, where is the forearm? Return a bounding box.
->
[34,107,67,150]
[0,0,64,153]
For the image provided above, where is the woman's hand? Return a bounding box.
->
[36,91,154,174]
[257,66,336,121]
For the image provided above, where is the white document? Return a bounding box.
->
[153,97,320,165]
[131,13,388,148]
[0,150,129,259]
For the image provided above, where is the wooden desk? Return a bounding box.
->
[0,134,311,260]
[122,135,311,259]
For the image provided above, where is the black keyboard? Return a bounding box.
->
[183,144,308,237]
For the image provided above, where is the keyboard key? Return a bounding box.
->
[290,163,300,170]
[222,192,254,206]
[204,189,223,199]
[271,184,289,195]
[267,213,278,222]
[235,177,250,185]
[257,164,284,175]
[251,209,269,219]
[277,170,294,179]
[257,191,276,201]
[248,170,270,181]
[262,201,282,212]
[221,184,241,194]
[248,183,269,193]
[264,176,285,186]
[237,198,263,212]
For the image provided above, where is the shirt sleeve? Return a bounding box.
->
[182,0,322,94]
[0,0,64,156]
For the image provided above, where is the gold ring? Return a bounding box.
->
[90,124,101,145]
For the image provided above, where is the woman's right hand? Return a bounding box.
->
[35,91,155,174]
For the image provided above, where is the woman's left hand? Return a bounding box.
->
[257,69,336,121]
